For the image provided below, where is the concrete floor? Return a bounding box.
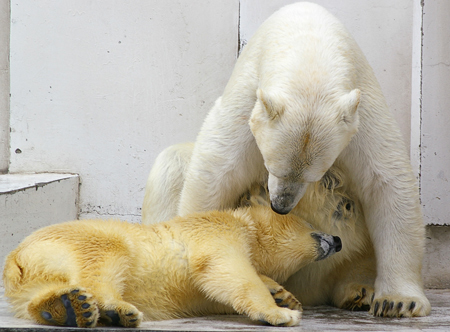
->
[1,288,449,332]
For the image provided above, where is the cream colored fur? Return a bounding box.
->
[167,2,429,317]
[3,206,341,328]
[143,143,380,312]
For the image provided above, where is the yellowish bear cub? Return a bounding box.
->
[3,205,341,328]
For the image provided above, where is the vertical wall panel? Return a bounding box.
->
[0,0,9,173]
[421,0,450,225]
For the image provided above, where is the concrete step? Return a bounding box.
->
[0,173,79,266]
[425,225,450,288]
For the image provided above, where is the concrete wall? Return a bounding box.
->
[0,0,9,173]
[9,0,239,221]
[420,0,450,226]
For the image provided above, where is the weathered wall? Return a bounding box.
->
[9,0,239,221]
[420,0,450,226]
[0,0,9,173]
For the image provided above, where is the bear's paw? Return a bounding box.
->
[29,287,99,328]
[371,294,430,318]
[259,307,302,327]
[270,287,302,311]
[340,285,374,312]
[99,302,143,327]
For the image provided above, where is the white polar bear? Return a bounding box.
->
[153,2,430,316]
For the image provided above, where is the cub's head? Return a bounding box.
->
[249,88,360,215]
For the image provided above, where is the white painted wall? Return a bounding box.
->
[9,0,239,221]
[240,0,413,148]
[420,0,450,225]
[0,0,9,173]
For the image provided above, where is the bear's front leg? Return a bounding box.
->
[359,174,431,317]
[178,101,265,216]
[192,254,301,326]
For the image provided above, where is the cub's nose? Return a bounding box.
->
[311,233,343,261]
[333,236,342,252]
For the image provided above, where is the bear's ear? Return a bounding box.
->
[339,89,360,123]
[257,89,284,120]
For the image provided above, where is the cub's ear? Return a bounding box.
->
[257,89,284,120]
[339,89,360,123]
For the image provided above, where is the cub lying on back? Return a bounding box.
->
[3,205,341,328]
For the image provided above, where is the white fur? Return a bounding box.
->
[148,2,430,316]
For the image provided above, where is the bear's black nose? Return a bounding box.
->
[270,202,290,215]
[333,236,342,252]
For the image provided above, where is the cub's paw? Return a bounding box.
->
[99,302,143,327]
[270,286,302,311]
[29,287,99,327]
[260,307,302,327]
[371,294,431,318]
[340,285,374,311]
[238,184,269,208]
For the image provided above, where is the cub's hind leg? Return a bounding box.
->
[27,285,99,328]
[97,300,142,327]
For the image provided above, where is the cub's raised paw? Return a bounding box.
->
[29,287,99,327]
[371,295,431,318]
[270,287,302,311]
[99,302,143,327]
[340,285,374,311]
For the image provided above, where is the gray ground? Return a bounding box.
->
[1,288,449,332]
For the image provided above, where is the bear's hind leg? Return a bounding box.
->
[28,286,99,327]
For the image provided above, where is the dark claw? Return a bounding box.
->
[78,295,87,301]
[86,321,94,326]
[81,303,90,309]
[382,300,387,312]
[389,301,394,310]
[280,304,289,308]
[397,302,403,310]
[374,301,379,315]
[354,294,361,301]
[126,312,134,316]
[129,319,138,322]
[409,302,416,311]
[371,293,375,303]
[275,298,283,303]
[362,288,366,297]
[71,289,80,294]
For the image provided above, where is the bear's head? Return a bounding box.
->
[249,88,360,215]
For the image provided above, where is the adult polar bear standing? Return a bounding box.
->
[177,2,430,316]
